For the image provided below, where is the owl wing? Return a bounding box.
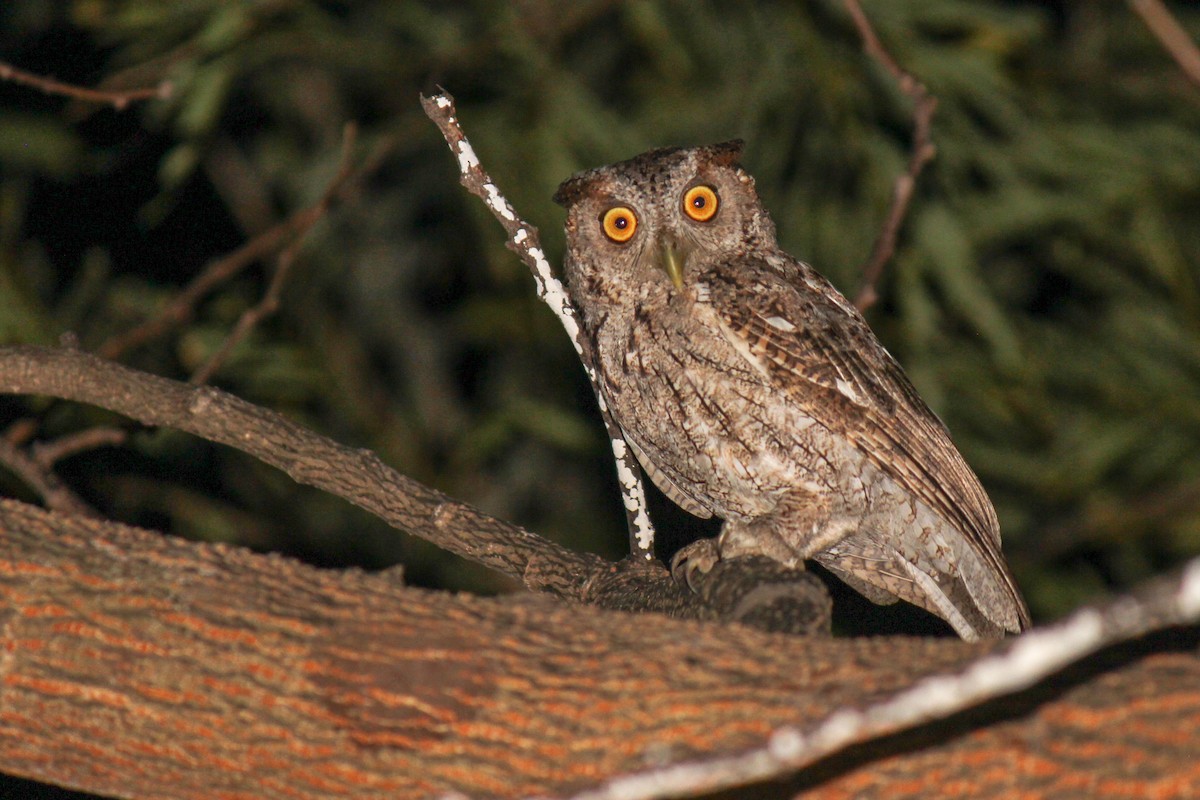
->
[624,434,714,519]
[700,255,1030,632]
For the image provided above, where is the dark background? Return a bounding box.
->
[2,0,1199,645]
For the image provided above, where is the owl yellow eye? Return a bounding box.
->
[683,185,719,222]
[601,206,638,243]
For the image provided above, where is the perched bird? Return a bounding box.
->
[553,141,1030,640]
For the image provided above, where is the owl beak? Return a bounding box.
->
[660,241,686,292]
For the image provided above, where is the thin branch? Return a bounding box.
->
[0,59,171,110]
[567,556,1200,800]
[186,246,300,386]
[3,418,38,447]
[189,123,366,385]
[97,215,297,360]
[420,91,657,561]
[0,431,99,519]
[1129,0,1200,91]
[0,414,123,517]
[31,427,128,467]
[98,125,377,364]
[842,0,939,313]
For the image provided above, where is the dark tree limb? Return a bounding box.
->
[842,0,939,313]
[0,125,385,531]
[188,122,362,385]
[29,425,128,467]
[96,205,303,361]
[0,344,828,633]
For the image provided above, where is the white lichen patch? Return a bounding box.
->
[455,139,479,173]
[484,182,514,221]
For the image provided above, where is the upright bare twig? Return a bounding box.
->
[1128,0,1200,91]
[0,59,171,109]
[842,0,939,313]
[420,92,657,560]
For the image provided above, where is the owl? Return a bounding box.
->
[553,141,1030,640]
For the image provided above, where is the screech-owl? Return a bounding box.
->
[553,141,1030,640]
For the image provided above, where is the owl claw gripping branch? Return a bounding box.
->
[554,141,1031,641]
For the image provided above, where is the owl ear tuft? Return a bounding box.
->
[700,139,745,169]
[553,175,588,208]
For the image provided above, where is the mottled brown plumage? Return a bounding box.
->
[554,141,1030,639]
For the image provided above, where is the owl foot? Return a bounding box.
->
[670,538,722,592]
[669,548,832,635]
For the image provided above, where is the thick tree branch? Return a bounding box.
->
[843,0,939,313]
[421,91,657,561]
[0,498,1196,799]
[1,345,592,592]
[573,558,1200,800]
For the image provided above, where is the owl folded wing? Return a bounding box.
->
[703,257,1030,631]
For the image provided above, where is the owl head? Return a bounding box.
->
[553,141,777,304]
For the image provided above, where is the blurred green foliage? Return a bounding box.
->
[1,0,1199,622]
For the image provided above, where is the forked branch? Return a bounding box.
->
[98,124,375,369]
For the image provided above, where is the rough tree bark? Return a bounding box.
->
[0,499,1197,799]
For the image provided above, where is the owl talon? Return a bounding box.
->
[670,538,722,592]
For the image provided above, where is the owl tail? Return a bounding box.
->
[814,540,1013,641]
